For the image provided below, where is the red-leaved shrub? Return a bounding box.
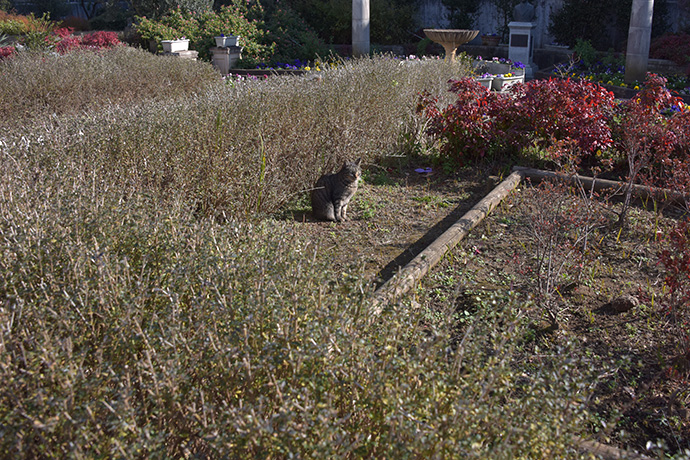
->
[613,74,689,193]
[658,219,690,363]
[418,77,615,166]
[497,78,615,157]
[80,31,120,49]
[650,33,690,67]
[0,46,15,60]
[51,29,121,54]
[418,78,508,163]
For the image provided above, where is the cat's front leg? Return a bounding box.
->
[334,201,345,222]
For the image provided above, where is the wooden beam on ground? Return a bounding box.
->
[370,170,523,314]
[513,166,689,206]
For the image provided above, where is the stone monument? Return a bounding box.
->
[508,0,537,78]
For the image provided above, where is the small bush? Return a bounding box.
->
[0,18,27,35]
[650,33,690,67]
[419,77,616,166]
[130,0,213,19]
[611,74,690,220]
[658,219,690,365]
[50,28,121,53]
[0,44,14,58]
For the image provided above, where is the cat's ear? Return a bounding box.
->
[354,157,362,166]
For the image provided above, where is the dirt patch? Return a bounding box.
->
[276,164,689,455]
[416,177,690,455]
[278,165,501,286]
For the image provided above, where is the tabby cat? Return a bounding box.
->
[311,158,362,222]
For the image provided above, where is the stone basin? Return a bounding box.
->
[423,29,479,61]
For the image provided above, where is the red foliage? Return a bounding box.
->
[418,77,615,165]
[613,74,690,193]
[53,27,74,38]
[650,33,690,66]
[418,78,507,163]
[658,219,690,358]
[53,35,83,54]
[660,220,690,301]
[80,31,120,48]
[50,29,121,54]
[496,78,615,156]
[0,46,16,60]
[0,10,31,26]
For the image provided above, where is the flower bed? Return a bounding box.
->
[471,57,526,92]
[473,56,525,76]
[551,60,690,99]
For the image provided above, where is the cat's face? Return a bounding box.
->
[342,158,362,182]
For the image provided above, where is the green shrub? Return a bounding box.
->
[134,2,273,61]
[88,1,131,31]
[260,0,328,63]
[0,12,56,51]
[442,0,481,30]
[130,0,213,19]
[573,38,597,68]
[0,18,26,35]
[369,0,419,45]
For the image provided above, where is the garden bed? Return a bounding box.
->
[302,163,690,456]
[410,173,689,456]
[535,65,690,103]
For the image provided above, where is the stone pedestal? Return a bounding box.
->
[624,0,654,84]
[508,21,537,78]
[211,46,243,75]
[162,50,198,61]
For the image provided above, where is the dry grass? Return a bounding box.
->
[0,46,220,125]
[0,52,603,458]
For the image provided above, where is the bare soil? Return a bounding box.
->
[277,163,690,456]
